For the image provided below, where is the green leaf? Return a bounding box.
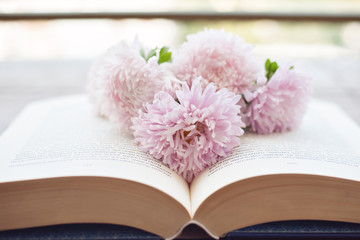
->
[265,58,279,82]
[159,46,169,56]
[146,48,157,61]
[265,59,271,72]
[270,61,279,73]
[289,66,294,70]
[140,46,172,64]
[158,46,172,64]
[140,47,157,62]
[159,52,172,64]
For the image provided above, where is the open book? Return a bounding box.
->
[0,95,360,239]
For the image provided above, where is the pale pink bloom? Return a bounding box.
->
[245,65,311,134]
[131,78,245,182]
[172,29,261,95]
[88,38,178,132]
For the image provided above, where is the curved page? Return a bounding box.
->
[190,100,360,215]
[0,95,190,212]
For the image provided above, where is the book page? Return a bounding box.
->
[190,100,360,214]
[0,95,190,211]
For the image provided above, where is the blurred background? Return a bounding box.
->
[0,0,360,132]
[1,0,360,60]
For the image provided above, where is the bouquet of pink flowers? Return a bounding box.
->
[88,29,311,183]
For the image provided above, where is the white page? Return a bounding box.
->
[190,100,360,214]
[0,95,190,211]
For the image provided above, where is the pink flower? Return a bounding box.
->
[88,38,178,132]
[131,78,245,182]
[245,64,311,134]
[172,29,261,95]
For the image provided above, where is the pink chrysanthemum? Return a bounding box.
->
[172,29,261,94]
[131,78,245,182]
[245,65,311,134]
[88,38,178,132]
